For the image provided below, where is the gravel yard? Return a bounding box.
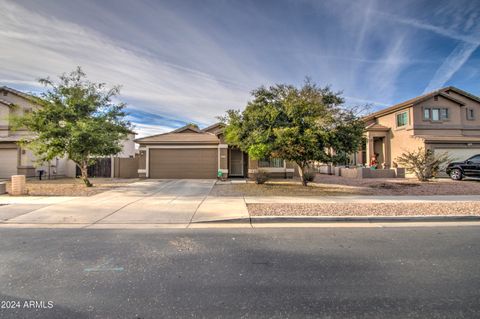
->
[314,174,480,195]
[4,178,138,196]
[248,202,480,216]
[211,181,358,196]
[213,175,480,197]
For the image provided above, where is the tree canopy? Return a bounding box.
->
[12,67,132,186]
[221,79,365,185]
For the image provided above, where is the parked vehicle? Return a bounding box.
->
[446,154,480,180]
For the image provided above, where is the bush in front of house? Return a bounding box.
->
[254,170,269,184]
[396,147,451,182]
[303,171,316,183]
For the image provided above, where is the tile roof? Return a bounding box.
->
[363,86,477,121]
[0,86,38,102]
[365,123,390,131]
[135,132,219,144]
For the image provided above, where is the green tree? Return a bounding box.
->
[327,106,367,165]
[221,79,364,186]
[12,67,132,187]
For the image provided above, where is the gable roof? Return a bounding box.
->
[135,132,219,144]
[363,86,475,121]
[201,122,225,134]
[135,123,220,144]
[171,124,202,133]
[365,123,390,131]
[0,86,40,104]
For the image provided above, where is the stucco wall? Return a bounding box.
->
[375,106,425,167]
[116,133,136,158]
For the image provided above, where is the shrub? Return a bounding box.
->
[396,147,451,182]
[254,170,269,184]
[303,171,316,182]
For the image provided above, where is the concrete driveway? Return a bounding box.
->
[0,180,249,227]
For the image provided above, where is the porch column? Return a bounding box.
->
[366,134,374,167]
[383,134,391,168]
[218,144,228,177]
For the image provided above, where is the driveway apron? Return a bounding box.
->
[6,180,216,224]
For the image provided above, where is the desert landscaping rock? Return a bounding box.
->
[212,176,480,197]
[313,175,480,196]
[248,202,480,216]
[4,178,138,196]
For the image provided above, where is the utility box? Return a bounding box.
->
[0,182,6,195]
[10,175,27,196]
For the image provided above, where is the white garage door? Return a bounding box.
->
[0,149,18,179]
[434,148,480,162]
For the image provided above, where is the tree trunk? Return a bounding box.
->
[297,164,307,186]
[80,160,93,187]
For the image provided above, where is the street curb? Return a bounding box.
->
[192,215,480,224]
[249,215,480,223]
[192,218,252,224]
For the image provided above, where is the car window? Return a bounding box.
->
[468,155,480,163]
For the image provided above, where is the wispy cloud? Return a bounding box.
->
[376,11,480,44]
[131,123,171,139]
[0,0,264,135]
[375,7,480,93]
[0,0,479,131]
[423,41,479,93]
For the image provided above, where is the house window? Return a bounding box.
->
[423,108,430,120]
[425,107,448,121]
[258,158,284,168]
[440,108,449,120]
[467,108,475,120]
[396,111,408,127]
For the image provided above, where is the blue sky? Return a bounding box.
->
[0,0,479,137]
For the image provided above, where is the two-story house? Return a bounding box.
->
[0,86,136,179]
[360,86,480,169]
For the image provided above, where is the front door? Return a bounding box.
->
[373,137,384,169]
[229,148,244,176]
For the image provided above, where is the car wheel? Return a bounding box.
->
[450,168,463,181]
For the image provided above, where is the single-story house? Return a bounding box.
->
[135,123,297,179]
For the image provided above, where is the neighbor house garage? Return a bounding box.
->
[0,147,17,179]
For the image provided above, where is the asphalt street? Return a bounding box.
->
[0,227,479,318]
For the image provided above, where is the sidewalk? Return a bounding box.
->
[3,194,479,206]
[244,195,480,204]
[1,193,479,229]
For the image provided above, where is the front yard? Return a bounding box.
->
[4,178,138,196]
[211,174,480,197]
[210,180,359,196]
[248,202,480,217]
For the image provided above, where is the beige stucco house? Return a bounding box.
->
[135,123,296,179]
[358,86,480,169]
[0,86,136,179]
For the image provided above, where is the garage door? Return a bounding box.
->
[149,148,218,179]
[0,149,18,179]
[434,148,480,162]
